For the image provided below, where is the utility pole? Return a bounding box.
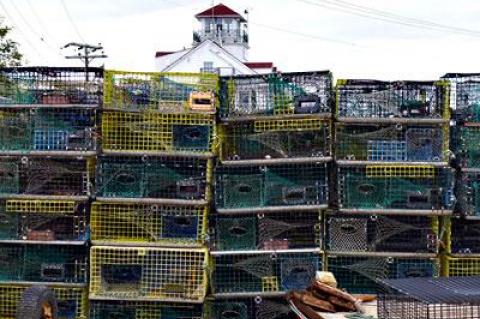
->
[63,42,108,81]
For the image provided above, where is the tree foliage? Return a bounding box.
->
[0,20,23,67]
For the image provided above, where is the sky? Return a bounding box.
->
[1,0,479,80]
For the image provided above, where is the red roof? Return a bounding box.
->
[195,4,246,22]
[155,51,176,58]
[244,62,274,69]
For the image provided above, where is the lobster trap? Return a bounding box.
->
[336,79,449,120]
[0,67,102,106]
[101,111,216,155]
[335,123,448,162]
[453,81,480,122]
[326,214,439,253]
[210,211,322,251]
[90,300,204,319]
[444,256,480,276]
[219,71,332,119]
[378,276,480,319]
[0,199,88,242]
[218,118,331,161]
[215,162,329,212]
[89,246,208,302]
[0,243,88,283]
[210,251,321,295]
[103,70,218,113]
[447,218,480,254]
[90,201,208,246]
[456,170,480,216]
[0,284,88,319]
[453,126,480,168]
[96,155,210,201]
[206,296,295,319]
[326,254,440,294]
[337,164,454,212]
[0,156,91,197]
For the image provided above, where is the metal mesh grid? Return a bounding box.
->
[96,156,209,200]
[90,201,208,246]
[0,284,88,319]
[210,211,322,251]
[0,199,88,241]
[0,67,102,105]
[337,165,454,211]
[0,156,91,196]
[206,296,294,319]
[218,118,331,160]
[326,214,438,253]
[101,111,216,154]
[211,252,321,294]
[103,70,218,113]
[449,218,480,254]
[335,123,448,162]
[445,256,480,276]
[455,126,480,168]
[327,255,440,294]
[0,243,88,283]
[454,81,480,122]
[215,162,328,210]
[219,71,332,119]
[89,246,208,302]
[456,171,480,216]
[336,79,449,119]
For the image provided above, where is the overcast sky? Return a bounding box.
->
[1,0,479,80]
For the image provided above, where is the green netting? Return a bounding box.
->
[216,217,257,250]
[0,163,19,194]
[459,127,480,167]
[264,171,317,206]
[212,302,248,319]
[221,174,264,208]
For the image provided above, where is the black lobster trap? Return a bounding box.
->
[206,296,295,319]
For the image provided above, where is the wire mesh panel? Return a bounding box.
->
[454,81,480,123]
[102,111,216,154]
[210,212,322,251]
[103,70,218,113]
[219,71,332,119]
[0,243,88,283]
[327,254,440,294]
[96,156,209,200]
[219,118,331,161]
[89,246,208,302]
[0,67,102,106]
[211,252,321,295]
[91,201,208,246]
[326,214,438,253]
[0,156,91,196]
[449,218,480,254]
[337,165,454,211]
[0,284,88,319]
[206,296,295,319]
[456,171,480,216]
[90,300,204,319]
[336,79,449,119]
[335,123,448,162]
[454,126,480,168]
[215,162,328,210]
[0,199,88,241]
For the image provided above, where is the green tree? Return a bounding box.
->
[0,20,22,67]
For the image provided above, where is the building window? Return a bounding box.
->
[202,61,216,73]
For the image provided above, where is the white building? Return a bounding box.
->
[155,3,275,75]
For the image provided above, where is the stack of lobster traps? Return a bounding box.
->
[441,73,480,278]
[0,67,101,319]
[328,79,454,293]
[206,71,332,318]
[89,71,215,318]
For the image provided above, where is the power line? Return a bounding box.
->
[25,0,60,44]
[59,0,85,42]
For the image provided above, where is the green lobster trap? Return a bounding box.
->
[210,211,322,251]
[206,296,295,319]
[453,126,480,168]
[101,111,216,155]
[0,243,88,283]
[326,254,440,294]
[336,79,450,120]
[103,70,218,113]
[326,214,439,254]
[96,155,211,201]
[219,71,332,119]
[442,73,480,122]
[210,251,321,296]
[218,118,331,161]
[337,164,454,212]
[335,122,448,162]
[0,283,88,319]
[0,199,88,242]
[89,246,208,302]
[0,67,102,106]
[456,170,480,217]
[90,201,208,246]
[215,162,329,212]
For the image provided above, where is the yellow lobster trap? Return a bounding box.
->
[89,246,209,302]
[103,70,219,114]
[443,256,480,277]
[90,201,208,247]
